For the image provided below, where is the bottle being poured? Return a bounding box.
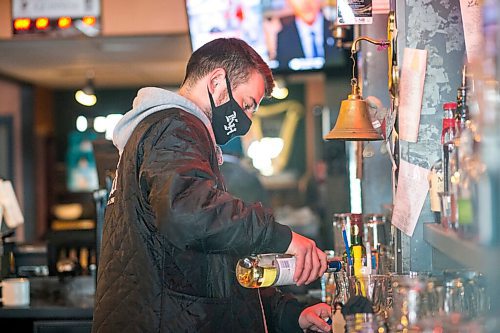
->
[236,253,342,288]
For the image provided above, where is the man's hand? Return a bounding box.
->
[298,303,332,332]
[285,232,327,286]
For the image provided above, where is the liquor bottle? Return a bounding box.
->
[456,66,469,130]
[454,65,478,239]
[442,102,458,193]
[349,216,366,276]
[236,254,343,288]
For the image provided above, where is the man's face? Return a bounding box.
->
[218,71,265,119]
[288,0,322,25]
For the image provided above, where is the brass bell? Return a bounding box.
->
[325,80,383,141]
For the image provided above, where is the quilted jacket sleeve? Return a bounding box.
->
[139,111,292,256]
[260,287,305,333]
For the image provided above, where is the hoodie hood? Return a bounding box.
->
[113,87,219,159]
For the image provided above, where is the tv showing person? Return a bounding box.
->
[275,0,337,71]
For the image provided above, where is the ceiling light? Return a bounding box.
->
[14,18,31,30]
[35,18,49,30]
[75,72,97,107]
[82,16,96,26]
[58,17,72,29]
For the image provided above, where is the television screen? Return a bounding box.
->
[185,0,348,73]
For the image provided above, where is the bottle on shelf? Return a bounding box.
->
[236,253,343,288]
[429,158,444,224]
[453,65,479,239]
[447,65,472,232]
[441,101,458,193]
[431,102,457,227]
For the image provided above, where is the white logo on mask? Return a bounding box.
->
[224,111,239,136]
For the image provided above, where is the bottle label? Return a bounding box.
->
[441,119,456,144]
[274,257,296,286]
[429,171,444,212]
[458,198,473,225]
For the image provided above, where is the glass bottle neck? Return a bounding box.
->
[351,235,363,246]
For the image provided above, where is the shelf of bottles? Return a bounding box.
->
[423,223,500,273]
[424,0,500,317]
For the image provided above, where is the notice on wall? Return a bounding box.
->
[391,160,430,237]
[459,0,484,64]
[0,180,24,229]
[398,48,427,143]
[337,0,373,25]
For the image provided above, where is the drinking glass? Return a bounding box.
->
[332,271,350,307]
[344,313,387,333]
[363,214,391,248]
[443,270,489,320]
[348,275,390,316]
[389,275,445,332]
[363,214,393,274]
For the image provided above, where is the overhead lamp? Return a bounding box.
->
[325,10,398,141]
[75,73,97,107]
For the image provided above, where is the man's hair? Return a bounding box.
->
[181,38,274,97]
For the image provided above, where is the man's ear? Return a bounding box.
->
[207,68,226,94]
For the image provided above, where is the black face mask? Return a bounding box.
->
[209,76,252,145]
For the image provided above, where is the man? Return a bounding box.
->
[275,0,337,70]
[93,38,331,333]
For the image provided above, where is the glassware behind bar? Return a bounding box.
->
[332,270,349,307]
[389,275,445,332]
[363,214,393,274]
[348,275,391,317]
[443,270,489,320]
[344,313,387,333]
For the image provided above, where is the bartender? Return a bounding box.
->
[92,37,332,332]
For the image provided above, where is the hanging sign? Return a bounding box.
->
[391,160,430,237]
[459,0,484,64]
[12,0,100,19]
[337,0,373,25]
[11,0,101,36]
[398,48,428,143]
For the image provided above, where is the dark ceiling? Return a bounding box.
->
[0,33,193,89]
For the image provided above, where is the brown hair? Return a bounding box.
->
[181,38,274,97]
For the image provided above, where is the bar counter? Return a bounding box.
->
[0,276,94,333]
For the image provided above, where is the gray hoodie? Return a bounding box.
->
[112,87,221,162]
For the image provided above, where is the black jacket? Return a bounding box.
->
[92,107,305,333]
